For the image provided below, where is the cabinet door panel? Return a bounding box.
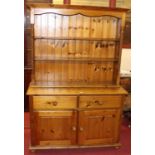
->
[33,111,77,146]
[78,109,120,145]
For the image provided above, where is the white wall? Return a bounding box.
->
[120,48,131,76]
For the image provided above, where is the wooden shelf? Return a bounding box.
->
[34,37,120,42]
[34,57,118,62]
[27,84,128,95]
[30,81,118,88]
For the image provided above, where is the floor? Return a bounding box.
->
[24,112,131,155]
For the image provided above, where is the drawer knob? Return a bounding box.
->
[94,100,104,105]
[86,102,92,107]
[46,101,58,106]
[52,101,58,106]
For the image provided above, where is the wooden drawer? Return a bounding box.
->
[33,96,77,110]
[79,96,122,109]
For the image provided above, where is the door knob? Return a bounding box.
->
[72,126,76,131]
[79,127,84,132]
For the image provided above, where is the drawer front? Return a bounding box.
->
[79,95,122,109]
[33,96,77,110]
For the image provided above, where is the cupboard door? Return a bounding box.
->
[32,111,77,146]
[78,109,120,145]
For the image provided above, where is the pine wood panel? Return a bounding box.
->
[79,95,122,109]
[34,39,118,59]
[33,96,77,110]
[34,13,120,39]
[33,111,77,146]
[78,109,120,145]
[34,61,115,84]
[27,87,128,95]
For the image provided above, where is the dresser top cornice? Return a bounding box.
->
[26,3,129,12]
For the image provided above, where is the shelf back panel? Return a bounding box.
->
[34,61,116,84]
[34,39,119,59]
[34,13,121,39]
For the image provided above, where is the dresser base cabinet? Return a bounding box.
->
[27,87,127,150]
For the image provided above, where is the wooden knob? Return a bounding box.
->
[79,127,84,132]
[94,100,100,104]
[94,100,104,105]
[72,126,76,131]
[86,101,92,107]
[46,101,58,106]
[52,101,58,106]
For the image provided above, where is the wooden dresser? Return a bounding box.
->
[26,3,128,151]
